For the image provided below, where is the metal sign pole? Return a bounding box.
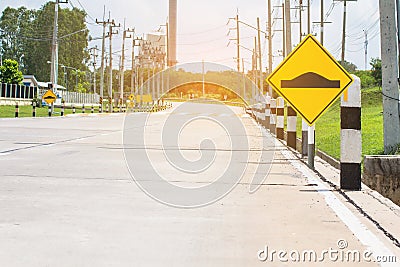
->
[308,124,315,169]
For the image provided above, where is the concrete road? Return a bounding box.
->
[0,103,399,266]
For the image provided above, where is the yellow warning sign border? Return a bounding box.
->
[267,34,354,125]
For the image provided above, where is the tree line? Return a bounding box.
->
[0,2,89,90]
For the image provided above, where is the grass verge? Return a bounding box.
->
[291,87,383,159]
[0,105,102,118]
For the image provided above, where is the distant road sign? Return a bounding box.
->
[129,94,134,101]
[99,96,103,104]
[267,34,353,125]
[42,89,57,105]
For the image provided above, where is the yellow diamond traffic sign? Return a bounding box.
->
[267,34,353,125]
[42,89,57,105]
[129,94,134,101]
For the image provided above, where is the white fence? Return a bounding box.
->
[0,83,98,107]
[0,83,36,99]
[37,88,99,105]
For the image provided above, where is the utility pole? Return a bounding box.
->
[284,0,292,54]
[320,0,324,45]
[89,46,99,94]
[169,0,177,66]
[120,20,126,101]
[257,17,263,93]
[267,0,273,96]
[166,22,170,67]
[126,28,136,95]
[228,14,240,72]
[396,0,400,79]
[364,30,368,70]
[254,37,258,89]
[341,0,346,63]
[252,47,257,102]
[50,0,67,113]
[132,36,142,96]
[96,6,111,100]
[243,58,246,99]
[379,0,400,153]
[118,55,122,103]
[280,3,286,58]
[282,4,286,57]
[299,0,303,42]
[333,0,357,63]
[108,19,120,112]
[50,0,68,91]
[236,14,240,72]
[121,22,133,101]
[273,4,285,61]
[307,0,311,35]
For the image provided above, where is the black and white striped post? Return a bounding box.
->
[15,103,19,118]
[32,101,36,117]
[269,98,277,134]
[302,119,308,156]
[61,103,64,116]
[276,97,284,140]
[264,94,271,129]
[340,75,361,190]
[91,105,94,114]
[256,104,260,121]
[252,103,257,121]
[72,105,76,114]
[260,100,266,126]
[48,105,52,117]
[82,104,85,113]
[286,105,297,149]
[255,95,260,122]
[99,103,102,113]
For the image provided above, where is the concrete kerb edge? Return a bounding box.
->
[251,112,400,250]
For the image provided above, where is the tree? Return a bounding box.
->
[0,59,23,84]
[370,58,382,86]
[354,70,376,88]
[339,60,357,73]
[0,7,36,74]
[0,4,89,88]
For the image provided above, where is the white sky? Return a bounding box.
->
[0,0,380,71]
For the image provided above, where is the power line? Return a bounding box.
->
[70,0,96,23]
[177,25,226,36]
[178,35,228,46]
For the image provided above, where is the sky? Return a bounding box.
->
[0,0,380,72]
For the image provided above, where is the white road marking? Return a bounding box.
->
[279,147,397,267]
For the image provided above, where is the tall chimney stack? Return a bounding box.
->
[168,0,177,66]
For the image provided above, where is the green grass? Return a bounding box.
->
[289,87,384,159]
[0,105,102,118]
